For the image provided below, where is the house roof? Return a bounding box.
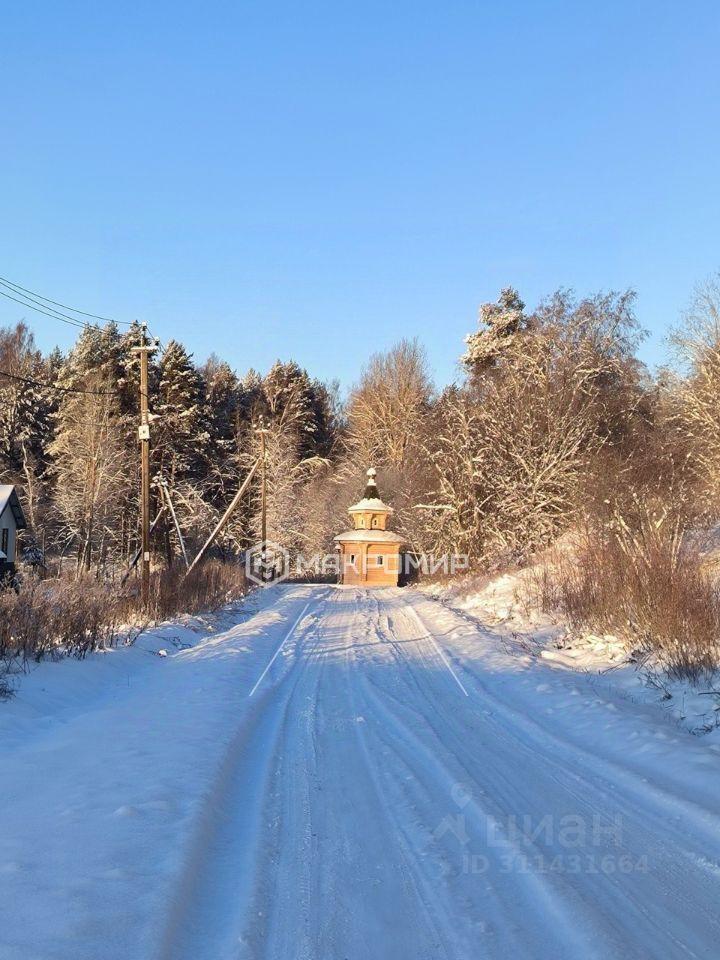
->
[0,486,27,529]
[334,529,405,544]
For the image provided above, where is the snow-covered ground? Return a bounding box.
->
[424,569,720,741]
[3,584,720,959]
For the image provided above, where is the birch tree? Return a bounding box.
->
[347,338,432,470]
[50,388,126,572]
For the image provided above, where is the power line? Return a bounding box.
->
[0,280,107,329]
[0,367,117,396]
[0,288,88,329]
[0,275,133,325]
[0,366,155,409]
[0,276,166,362]
[0,277,165,400]
[0,287,162,378]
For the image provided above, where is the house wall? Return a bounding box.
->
[0,504,17,562]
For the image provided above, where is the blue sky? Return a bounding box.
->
[1,1,718,390]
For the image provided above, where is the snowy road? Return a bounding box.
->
[3,585,720,959]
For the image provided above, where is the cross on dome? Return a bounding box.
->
[364,466,379,499]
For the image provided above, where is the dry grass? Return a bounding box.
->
[529,508,720,680]
[137,562,248,621]
[0,579,120,662]
[0,561,247,669]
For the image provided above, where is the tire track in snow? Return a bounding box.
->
[244,588,344,959]
[382,592,720,957]
[357,591,614,959]
[248,587,457,960]
[343,590,455,960]
[155,586,720,960]
[404,592,720,863]
[154,588,332,960]
[244,588,444,960]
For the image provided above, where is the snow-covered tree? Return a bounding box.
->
[462,287,529,375]
[672,274,720,504]
[0,323,57,529]
[49,324,130,569]
[347,338,432,470]
[154,340,209,485]
[421,288,647,565]
[262,360,337,459]
[203,355,242,502]
[50,387,126,571]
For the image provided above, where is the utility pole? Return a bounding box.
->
[258,422,269,582]
[131,325,157,607]
[120,504,167,586]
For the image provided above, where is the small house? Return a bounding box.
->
[0,485,27,580]
[334,468,404,586]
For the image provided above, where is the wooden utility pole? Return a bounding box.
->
[258,423,269,582]
[131,325,156,607]
[120,505,167,585]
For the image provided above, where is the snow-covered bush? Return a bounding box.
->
[0,579,122,663]
[530,505,720,680]
[0,561,247,670]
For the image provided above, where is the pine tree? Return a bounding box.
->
[262,360,338,459]
[0,323,57,530]
[154,340,209,485]
[55,323,124,391]
[117,321,154,422]
[204,356,243,501]
[0,323,45,472]
[462,287,529,375]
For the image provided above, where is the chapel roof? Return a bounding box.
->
[333,528,404,543]
[348,468,393,514]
